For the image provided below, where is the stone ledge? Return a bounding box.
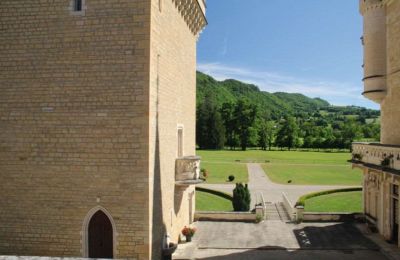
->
[302,212,365,222]
[194,211,256,222]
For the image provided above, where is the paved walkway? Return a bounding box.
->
[173,221,387,260]
[198,163,360,205]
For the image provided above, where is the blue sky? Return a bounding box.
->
[197,0,379,109]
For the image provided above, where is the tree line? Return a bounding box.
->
[196,95,380,151]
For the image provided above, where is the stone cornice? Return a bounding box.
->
[172,0,207,36]
[383,0,395,6]
[360,0,385,15]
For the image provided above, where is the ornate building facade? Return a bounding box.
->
[352,0,400,245]
[0,0,206,259]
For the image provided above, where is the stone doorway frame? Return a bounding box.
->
[82,206,118,257]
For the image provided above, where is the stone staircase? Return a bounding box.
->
[265,202,291,222]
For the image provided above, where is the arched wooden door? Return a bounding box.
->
[88,210,113,258]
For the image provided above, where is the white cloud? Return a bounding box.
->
[220,35,229,56]
[197,62,377,108]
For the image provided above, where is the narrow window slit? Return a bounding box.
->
[75,0,82,11]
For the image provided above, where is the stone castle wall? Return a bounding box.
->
[0,0,152,259]
[381,0,400,145]
[147,0,198,258]
[360,1,400,245]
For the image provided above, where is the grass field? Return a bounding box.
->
[201,161,248,184]
[198,150,362,185]
[198,150,352,165]
[196,190,233,211]
[304,191,362,212]
[262,164,362,185]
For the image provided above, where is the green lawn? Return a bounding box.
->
[304,191,362,212]
[198,150,361,185]
[262,164,362,185]
[201,161,248,184]
[196,190,233,211]
[198,150,351,165]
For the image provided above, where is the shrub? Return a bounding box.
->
[255,214,263,223]
[228,175,235,182]
[232,183,251,211]
[200,168,208,179]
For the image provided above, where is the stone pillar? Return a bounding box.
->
[255,205,265,220]
[296,206,304,222]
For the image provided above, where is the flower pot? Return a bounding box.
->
[186,235,192,242]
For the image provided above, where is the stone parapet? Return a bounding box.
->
[172,0,207,36]
[175,156,203,186]
[352,142,400,171]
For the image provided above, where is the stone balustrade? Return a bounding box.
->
[352,142,400,171]
[175,156,203,186]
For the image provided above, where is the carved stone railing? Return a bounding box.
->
[352,142,400,171]
[172,0,207,36]
[175,156,203,186]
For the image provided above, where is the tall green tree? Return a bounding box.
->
[258,120,276,150]
[220,102,239,150]
[275,116,300,150]
[196,95,226,149]
[342,119,363,149]
[234,99,258,151]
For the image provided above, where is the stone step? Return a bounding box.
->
[264,202,290,222]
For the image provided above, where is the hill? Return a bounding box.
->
[196,71,379,121]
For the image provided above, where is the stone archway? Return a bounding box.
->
[82,206,117,258]
[88,211,113,258]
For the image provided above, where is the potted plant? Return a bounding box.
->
[381,155,393,169]
[181,226,196,242]
[200,168,208,180]
[353,153,363,161]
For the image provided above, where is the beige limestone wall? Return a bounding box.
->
[0,0,151,259]
[380,1,400,145]
[363,168,400,244]
[148,0,199,258]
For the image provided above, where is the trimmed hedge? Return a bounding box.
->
[232,183,251,212]
[195,187,233,201]
[296,187,362,207]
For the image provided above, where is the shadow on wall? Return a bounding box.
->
[174,186,184,215]
[152,96,167,260]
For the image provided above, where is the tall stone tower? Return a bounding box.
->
[352,0,400,246]
[360,0,400,145]
[0,0,207,259]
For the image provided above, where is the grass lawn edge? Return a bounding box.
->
[296,187,362,207]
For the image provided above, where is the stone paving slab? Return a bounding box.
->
[193,221,378,250]
[174,221,386,259]
[190,248,387,260]
[195,221,299,250]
